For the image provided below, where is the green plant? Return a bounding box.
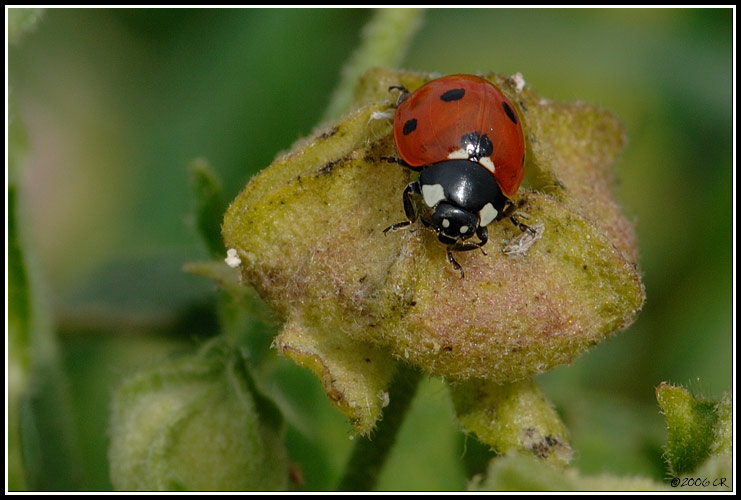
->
[8,8,733,492]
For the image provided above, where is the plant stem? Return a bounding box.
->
[322,8,424,122]
[336,364,422,491]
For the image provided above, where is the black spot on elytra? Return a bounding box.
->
[460,131,493,159]
[440,88,465,102]
[479,134,493,157]
[403,118,417,135]
[502,101,518,124]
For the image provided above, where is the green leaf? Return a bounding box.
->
[710,390,732,456]
[322,8,424,122]
[8,187,31,378]
[8,185,31,491]
[9,64,82,492]
[656,382,727,476]
[189,158,228,258]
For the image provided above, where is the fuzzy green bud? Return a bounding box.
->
[657,382,732,485]
[109,338,288,491]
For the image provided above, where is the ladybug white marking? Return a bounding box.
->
[479,203,498,227]
[479,156,496,174]
[421,183,446,208]
[447,148,469,161]
[448,149,496,174]
[442,218,450,228]
[460,225,469,234]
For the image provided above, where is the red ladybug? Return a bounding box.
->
[384,74,529,277]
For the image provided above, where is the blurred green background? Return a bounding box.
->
[8,8,732,491]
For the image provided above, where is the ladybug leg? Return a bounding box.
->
[510,214,536,234]
[388,84,409,93]
[477,226,489,255]
[388,85,410,107]
[446,249,466,279]
[502,199,535,234]
[383,181,420,233]
[379,155,414,170]
[446,227,490,277]
[448,226,489,253]
[401,182,421,221]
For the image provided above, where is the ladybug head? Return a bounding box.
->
[430,202,479,245]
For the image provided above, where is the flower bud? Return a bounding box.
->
[656,383,731,478]
[109,339,288,491]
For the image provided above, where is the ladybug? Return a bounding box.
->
[384,74,530,277]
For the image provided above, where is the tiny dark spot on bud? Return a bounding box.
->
[319,125,339,140]
[318,159,339,175]
[328,391,345,403]
[365,358,371,363]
